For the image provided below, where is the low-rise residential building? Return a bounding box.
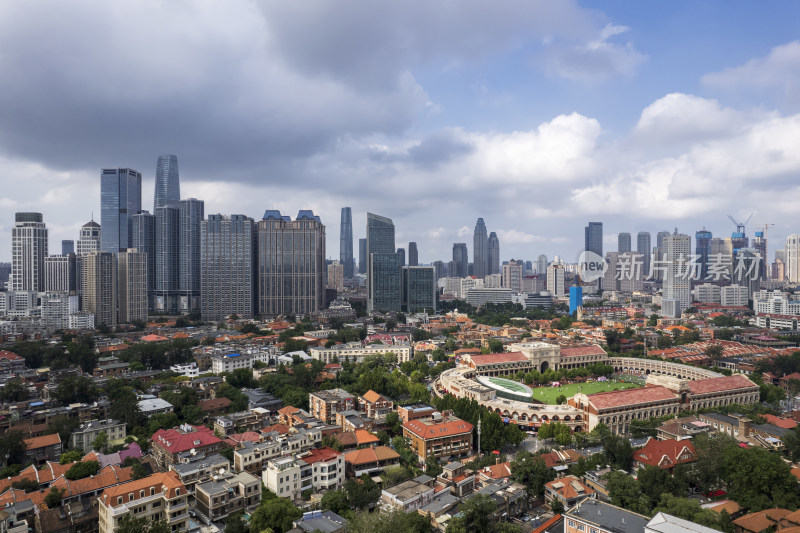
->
[234,440,282,475]
[293,510,348,533]
[137,396,174,418]
[381,476,436,511]
[97,472,188,533]
[264,456,302,501]
[169,362,200,378]
[151,424,225,470]
[358,390,393,419]
[344,446,401,478]
[309,389,356,424]
[213,411,265,436]
[632,438,696,472]
[309,342,413,364]
[396,404,436,423]
[402,412,473,461]
[195,471,261,522]
[545,476,595,510]
[70,419,126,452]
[23,434,61,465]
[263,447,344,501]
[211,351,272,374]
[169,453,230,493]
[564,498,650,533]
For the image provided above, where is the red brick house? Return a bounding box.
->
[151,425,224,469]
[632,438,696,472]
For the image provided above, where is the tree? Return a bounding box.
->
[606,471,648,514]
[449,494,497,533]
[511,451,555,497]
[224,512,249,533]
[704,344,724,361]
[92,431,108,453]
[344,475,381,510]
[321,488,350,516]
[227,367,257,389]
[59,450,83,464]
[117,514,170,533]
[65,460,100,480]
[637,465,683,510]
[425,455,443,477]
[555,394,567,405]
[385,411,402,435]
[53,376,99,405]
[44,487,66,508]
[0,379,28,403]
[0,431,26,466]
[11,478,39,493]
[654,494,727,530]
[250,497,302,533]
[345,508,432,533]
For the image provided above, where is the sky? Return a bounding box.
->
[1,1,799,266]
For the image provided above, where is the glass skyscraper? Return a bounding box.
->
[154,155,180,210]
[488,232,500,275]
[402,266,436,313]
[201,214,256,321]
[637,232,651,276]
[618,232,631,253]
[584,222,603,257]
[340,207,354,279]
[100,168,142,252]
[358,238,367,274]
[179,198,204,311]
[473,218,488,279]
[408,242,418,267]
[452,243,468,277]
[131,211,156,302]
[366,213,401,313]
[154,206,179,312]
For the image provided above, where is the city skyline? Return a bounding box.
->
[0,3,799,262]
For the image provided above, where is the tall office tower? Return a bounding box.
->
[786,235,800,283]
[77,220,101,255]
[154,206,179,312]
[537,254,548,275]
[656,231,670,249]
[452,243,469,278]
[732,248,762,298]
[0,263,10,285]
[473,218,488,279]
[432,261,446,281]
[62,240,75,255]
[662,233,691,318]
[617,233,631,253]
[100,168,142,252]
[154,155,180,210]
[753,231,767,279]
[547,264,565,297]
[366,213,401,313]
[652,230,671,280]
[258,210,326,316]
[408,242,419,267]
[81,251,118,327]
[603,252,620,292]
[358,238,367,274]
[201,214,256,321]
[488,232,500,275]
[636,232,651,277]
[117,249,148,324]
[709,237,734,280]
[339,208,354,279]
[695,229,713,281]
[402,266,436,313]
[327,261,344,292]
[525,260,533,275]
[585,222,603,257]
[131,211,156,301]
[44,254,77,293]
[397,248,406,267]
[11,212,48,292]
[502,259,523,294]
[178,198,204,311]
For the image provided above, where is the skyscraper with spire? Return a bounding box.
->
[154,155,180,210]
[487,232,500,275]
[473,218,488,279]
[340,207,354,279]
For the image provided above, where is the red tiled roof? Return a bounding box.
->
[151,425,222,453]
[545,475,594,500]
[764,415,798,429]
[479,461,512,479]
[354,430,380,445]
[560,345,607,358]
[99,471,184,508]
[0,351,23,361]
[345,446,400,466]
[469,351,528,366]
[197,398,232,412]
[300,447,341,465]
[633,438,696,469]
[140,334,169,342]
[688,375,758,395]
[586,386,678,410]
[261,424,290,435]
[23,433,60,450]
[403,418,473,439]
[361,390,386,404]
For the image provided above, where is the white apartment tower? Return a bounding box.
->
[11,212,48,292]
[662,233,691,317]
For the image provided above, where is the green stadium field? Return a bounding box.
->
[487,377,532,394]
[531,380,639,404]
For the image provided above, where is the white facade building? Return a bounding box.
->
[547,264,565,297]
[662,234,691,317]
[720,284,749,307]
[310,342,412,364]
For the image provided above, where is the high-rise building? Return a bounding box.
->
[452,243,468,278]
[397,248,406,267]
[432,260,446,281]
[100,168,142,252]
[154,206,179,312]
[327,261,344,292]
[366,213,401,313]
[339,208,354,279]
[81,251,118,327]
[786,235,800,283]
[154,155,180,210]
[408,242,418,267]
[178,198,204,311]
[117,249,148,324]
[502,259,523,294]
[258,210,326,316]
[473,218,488,279]
[585,222,603,257]
[653,230,671,281]
[662,233,691,318]
[636,232,651,277]
[201,214,256,321]
[402,266,436,313]
[77,220,101,255]
[358,238,367,275]
[61,240,75,255]
[488,232,500,275]
[44,254,77,293]
[131,211,156,302]
[695,229,713,281]
[11,212,48,292]
[753,231,767,280]
[547,264,565,297]
[603,252,620,292]
[617,233,631,253]
[537,254,548,275]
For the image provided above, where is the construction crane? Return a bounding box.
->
[727,213,753,235]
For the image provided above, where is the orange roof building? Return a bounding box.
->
[98,471,188,533]
[402,415,473,461]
